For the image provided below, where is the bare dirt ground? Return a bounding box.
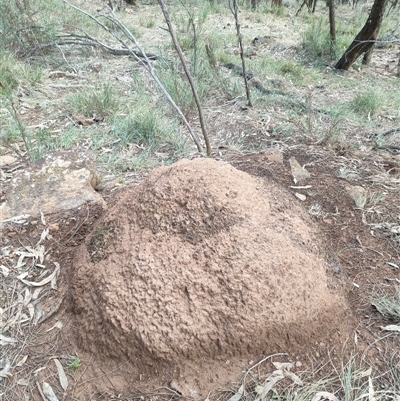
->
[1,1,400,400]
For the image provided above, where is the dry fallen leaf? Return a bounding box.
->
[23,288,32,306]
[32,288,43,300]
[46,321,63,332]
[369,376,376,401]
[43,382,59,401]
[0,360,12,378]
[33,307,44,326]
[54,359,68,391]
[380,325,400,332]
[18,263,60,287]
[40,210,47,226]
[0,265,10,277]
[16,355,29,367]
[254,370,285,401]
[0,334,17,345]
[227,384,244,401]
[36,227,49,246]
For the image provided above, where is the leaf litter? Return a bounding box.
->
[0,217,65,400]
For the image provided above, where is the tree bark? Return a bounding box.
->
[251,0,260,9]
[335,0,388,70]
[328,0,336,58]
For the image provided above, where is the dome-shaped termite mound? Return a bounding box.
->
[71,158,348,364]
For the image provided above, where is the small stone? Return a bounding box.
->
[49,223,60,232]
[289,157,311,184]
[0,155,18,167]
[295,193,306,201]
[345,185,367,208]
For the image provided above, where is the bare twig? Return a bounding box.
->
[157,0,212,156]
[229,0,252,107]
[4,96,32,163]
[62,0,202,152]
[376,127,400,136]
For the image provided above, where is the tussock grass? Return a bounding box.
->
[349,89,384,116]
[65,85,119,117]
[0,52,42,91]
[302,18,333,60]
[373,291,400,323]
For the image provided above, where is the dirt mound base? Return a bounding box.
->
[72,158,349,364]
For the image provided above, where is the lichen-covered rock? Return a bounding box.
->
[0,152,105,222]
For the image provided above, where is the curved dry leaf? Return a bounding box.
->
[283,370,303,385]
[254,371,285,401]
[32,288,43,300]
[51,263,60,289]
[17,272,29,280]
[0,362,12,378]
[3,214,31,223]
[0,265,10,277]
[46,321,63,332]
[380,325,400,332]
[0,334,17,345]
[23,288,32,306]
[40,210,47,226]
[19,263,60,287]
[27,303,35,320]
[54,359,68,391]
[37,227,49,246]
[227,384,244,401]
[369,376,376,401]
[33,307,43,326]
[43,382,59,401]
[16,355,29,367]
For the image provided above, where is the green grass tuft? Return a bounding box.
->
[65,85,119,117]
[373,291,400,323]
[349,89,383,116]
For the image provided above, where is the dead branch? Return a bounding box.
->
[24,32,158,59]
[376,127,400,136]
[157,0,211,156]
[62,0,202,152]
[229,0,252,107]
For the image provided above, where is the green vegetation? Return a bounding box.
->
[349,88,384,116]
[0,0,399,167]
[68,356,82,370]
[65,85,119,117]
[302,18,333,60]
[373,291,400,323]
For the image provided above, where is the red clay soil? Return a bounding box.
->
[71,158,352,372]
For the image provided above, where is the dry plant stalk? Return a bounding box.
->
[157,0,212,156]
[62,0,203,153]
[229,0,252,107]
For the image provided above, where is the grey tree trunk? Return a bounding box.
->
[335,0,388,70]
